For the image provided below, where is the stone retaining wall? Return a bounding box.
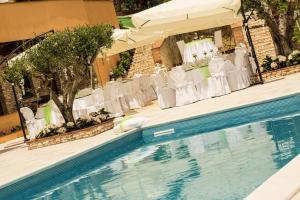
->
[27,119,114,150]
[262,65,300,81]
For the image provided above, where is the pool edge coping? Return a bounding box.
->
[1,91,300,197]
[142,91,300,130]
[0,128,141,191]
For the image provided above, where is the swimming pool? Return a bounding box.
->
[2,93,300,200]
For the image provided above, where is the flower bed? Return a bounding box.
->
[261,50,300,73]
[27,119,114,150]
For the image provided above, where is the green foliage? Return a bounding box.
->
[36,108,112,139]
[288,50,300,65]
[261,51,300,72]
[242,0,299,55]
[27,24,114,75]
[110,50,134,80]
[118,16,135,29]
[114,0,170,14]
[261,56,275,72]
[2,58,28,84]
[2,24,114,122]
[110,66,127,80]
[118,51,134,71]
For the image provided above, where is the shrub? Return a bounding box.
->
[110,50,134,80]
[261,52,296,72]
[287,50,300,65]
[36,108,112,139]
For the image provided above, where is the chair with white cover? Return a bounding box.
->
[92,88,108,110]
[152,71,176,109]
[123,80,144,109]
[208,57,231,97]
[103,81,129,114]
[223,60,250,91]
[235,47,251,86]
[48,100,65,125]
[20,107,46,139]
[168,68,198,106]
[133,74,151,105]
[185,69,211,100]
[176,40,185,59]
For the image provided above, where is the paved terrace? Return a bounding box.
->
[1,73,300,199]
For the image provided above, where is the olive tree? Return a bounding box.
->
[3,24,113,122]
[243,0,299,55]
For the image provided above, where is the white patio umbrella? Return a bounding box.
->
[131,0,242,37]
[98,28,164,57]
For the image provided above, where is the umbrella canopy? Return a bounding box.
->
[132,0,241,36]
[98,28,164,57]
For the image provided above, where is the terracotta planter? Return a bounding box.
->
[27,119,114,150]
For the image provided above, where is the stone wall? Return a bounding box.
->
[127,44,156,76]
[27,119,114,150]
[0,81,21,114]
[261,65,300,81]
[248,19,277,65]
[159,37,183,70]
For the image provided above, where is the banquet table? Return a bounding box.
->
[183,38,218,63]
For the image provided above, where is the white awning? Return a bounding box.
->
[132,0,242,36]
[98,28,164,57]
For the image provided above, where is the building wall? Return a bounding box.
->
[0,0,119,115]
[0,0,118,42]
[93,55,119,86]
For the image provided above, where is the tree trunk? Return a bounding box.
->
[264,15,293,56]
[271,34,292,56]
[50,89,75,123]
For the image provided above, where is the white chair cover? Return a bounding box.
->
[185,69,211,100]
[21,107,45,139]
[73,98,88,120]
[152,71,176,109]
[223,60,251,91]
[92,88,107,110]
[176,40,185,59]
[168,68,198,106]
[123,80,144,109]
[208,57,231,97]
[133,74,157,105]
[223,60,250,91]
[235,48,252,86]
[103,81,129,114]
[48,100,65,125]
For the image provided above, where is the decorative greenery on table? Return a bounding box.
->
[261,50,300,72]
[36,108,112,139]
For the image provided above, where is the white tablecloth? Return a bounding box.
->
[183,39,218,63]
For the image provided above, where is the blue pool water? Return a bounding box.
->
[10,112,300,200]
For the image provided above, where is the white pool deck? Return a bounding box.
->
[1,73,300,199]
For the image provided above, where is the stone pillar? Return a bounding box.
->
[127,44,156,76]
[248,19,277,65]
[231,22,246,45]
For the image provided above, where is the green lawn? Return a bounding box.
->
[118,16,135,29]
